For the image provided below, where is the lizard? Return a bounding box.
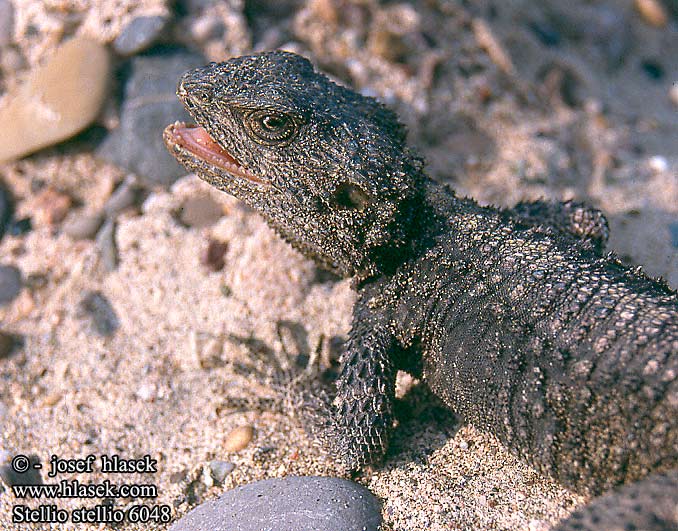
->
[163,51,678,530]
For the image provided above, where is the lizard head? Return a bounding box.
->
[164,51,426,279]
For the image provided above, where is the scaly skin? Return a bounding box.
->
[164,51,678,530]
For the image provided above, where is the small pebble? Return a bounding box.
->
[0,37,110,163]
[223,425,254,452]
[24,273,48,290]
[310,0,339,25]
[0,45,25,74]
[647,155,668,173]
[200,337,224,369]
[202,239,228,271]
[220,284,232,297]
[32,188,73,226]
[641,59,664,81]
[209,461,235,484]
[0,0,14,47]
[0,452,43,486]
[179,195,224,227]
[96,218,118,271]
[104,175,139,217]
[97,49,205,187]
[79,290,120,337]
[136,383,157,402]
[0,331,15,358]
[170,470,188,484]
[528,520,549,531]
[0,179,10,239]
[7,217,31,236]
[14,291,34,318]
[189,14,225,43]
[668,222,678,249]
[62,211,104,240]
[41,392,62,407]
[113,15,169,56]
[168,476,382,531]
[201,465,214,488]
[0,264,22,306]
[472,18,516,76]
[669,83,678,108]
[635,0,668,27]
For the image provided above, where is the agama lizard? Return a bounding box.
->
[163,51,678,530]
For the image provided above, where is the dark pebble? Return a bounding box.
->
[79,291,120,337]
[0,264,21,306]
[641,59,664,81]
[202,239,228,271]
[97,49,205,187]
[0,179,11,239]
[168,476,382,531]
[528,20,560,47]
[7,217,31,236]
[113,15,169,57]
[219,284,232,297]
[0,331,16,358]
[24,273,48,290]
[96,218,118,271]
[0,452,43,486]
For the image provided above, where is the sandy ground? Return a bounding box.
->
[1,0,677,530]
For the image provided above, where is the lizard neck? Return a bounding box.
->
[359,177,491,285]
[358,175,516,288]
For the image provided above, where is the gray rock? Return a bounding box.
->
[208,461,235,484]
[0,0,14,47]
[113,15,169,57]
[169,476,382,531]
[104,175,140,217]
[96,218,118,271]
[62,211,104,240]
[0,264,21,306]
[79,291,120,337]
[97,50,205,187]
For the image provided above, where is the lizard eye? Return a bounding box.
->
[245,110,298,144]
[332,182,371,211]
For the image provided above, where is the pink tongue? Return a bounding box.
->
[170,123,267,184]
[179,126,235,161]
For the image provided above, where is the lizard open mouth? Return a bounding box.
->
[164,121,267,185]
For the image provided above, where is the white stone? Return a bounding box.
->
[0,37,110,162]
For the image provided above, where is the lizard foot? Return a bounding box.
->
[220,324,340,449]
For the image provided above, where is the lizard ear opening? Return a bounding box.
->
[332,182,372,211]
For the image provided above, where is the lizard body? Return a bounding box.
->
[164,51,678,530]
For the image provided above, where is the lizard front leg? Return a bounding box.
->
[322,293,399,471]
